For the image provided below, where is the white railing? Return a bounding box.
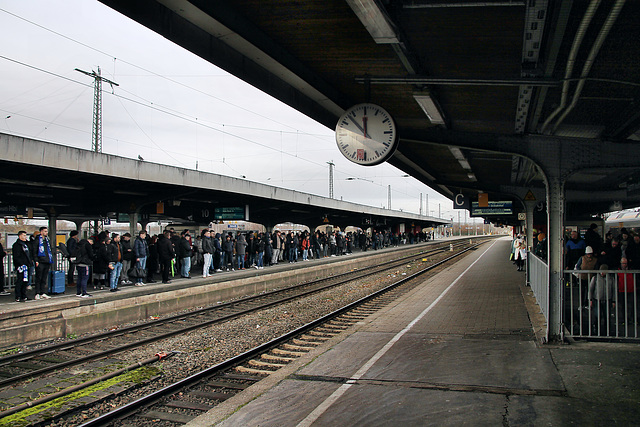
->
[2,251,68,292]
[563,269,639,340]
[528,252,549,338]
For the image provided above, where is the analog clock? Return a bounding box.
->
[335,103,398,166]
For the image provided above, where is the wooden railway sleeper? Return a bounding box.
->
[249,359,286,368]
[300,334,330,341]
[261,353,295,363]
[282,343,315,352]
[314,327,340,334]
[235,365,272,376]
[272,348,307,357]
[307,330,333,338]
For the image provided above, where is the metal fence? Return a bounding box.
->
[563,268,639,340]
[527,252,549,338]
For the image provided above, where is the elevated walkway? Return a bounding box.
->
[189,237,640,426]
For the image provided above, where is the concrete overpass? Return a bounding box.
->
[0,133,448,233]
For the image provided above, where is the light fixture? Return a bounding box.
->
[458,159,471,170]
[114,190,147,196]
[413,94,446,125]
[7,192,53,199]
[48,183,84,191]
[345,0,399,44]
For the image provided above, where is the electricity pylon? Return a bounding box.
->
[75,66,118,153]
[327,161,335,199]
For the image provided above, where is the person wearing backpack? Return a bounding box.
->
[66,231,79,286]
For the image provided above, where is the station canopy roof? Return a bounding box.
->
[99,0,640,223]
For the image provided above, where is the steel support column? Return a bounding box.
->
[524,201,536,251]
[545,175,565,341]
[48,215,58,267]
[129,212,139,238]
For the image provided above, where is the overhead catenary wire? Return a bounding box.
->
[0,7,442,211]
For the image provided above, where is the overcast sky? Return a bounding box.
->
[0,0,471,223]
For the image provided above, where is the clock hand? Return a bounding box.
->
[362,116,368,138]
[347,115,366,137]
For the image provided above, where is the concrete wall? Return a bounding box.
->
[0,245,425,348]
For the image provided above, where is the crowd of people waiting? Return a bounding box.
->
[564,224,639,335]
[511,223,639,336]
[0,226,433,303]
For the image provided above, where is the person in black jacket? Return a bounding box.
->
[146,235,158,284]
[108,233,123,292]
[157,230,175,284]
[12,231,33,302]
[93,237,111,290]
[120,233,134,286]
[201,230,213,278]
[66,230,79,286]
[75,237,94,297]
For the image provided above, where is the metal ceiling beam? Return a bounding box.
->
[355,76,559,86]
[527,0,573,132]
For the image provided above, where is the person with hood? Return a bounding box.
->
[12,230,33,302]
[75,236,94,297]
[235,233,248,269]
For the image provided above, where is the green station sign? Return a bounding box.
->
[471,201,513,216]
[214,206,247,220]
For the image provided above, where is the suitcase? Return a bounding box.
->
[48,270,66,294]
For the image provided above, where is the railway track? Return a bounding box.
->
[76,241,487,426]
[0,238,492,425]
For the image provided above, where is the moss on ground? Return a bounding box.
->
[0,366,162,427]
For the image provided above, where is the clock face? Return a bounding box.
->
[335,103,398,166]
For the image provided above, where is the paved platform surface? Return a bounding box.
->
[189,237,640,426]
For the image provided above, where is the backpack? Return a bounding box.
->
[69,242,83,263]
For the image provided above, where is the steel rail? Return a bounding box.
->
[78,242,485,427]
[0,241,477,389]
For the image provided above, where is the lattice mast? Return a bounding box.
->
[327,161,335,199]
[75,66,118,153]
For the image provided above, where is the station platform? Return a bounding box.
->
[0,240,448,349]
[188,237,640,426]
